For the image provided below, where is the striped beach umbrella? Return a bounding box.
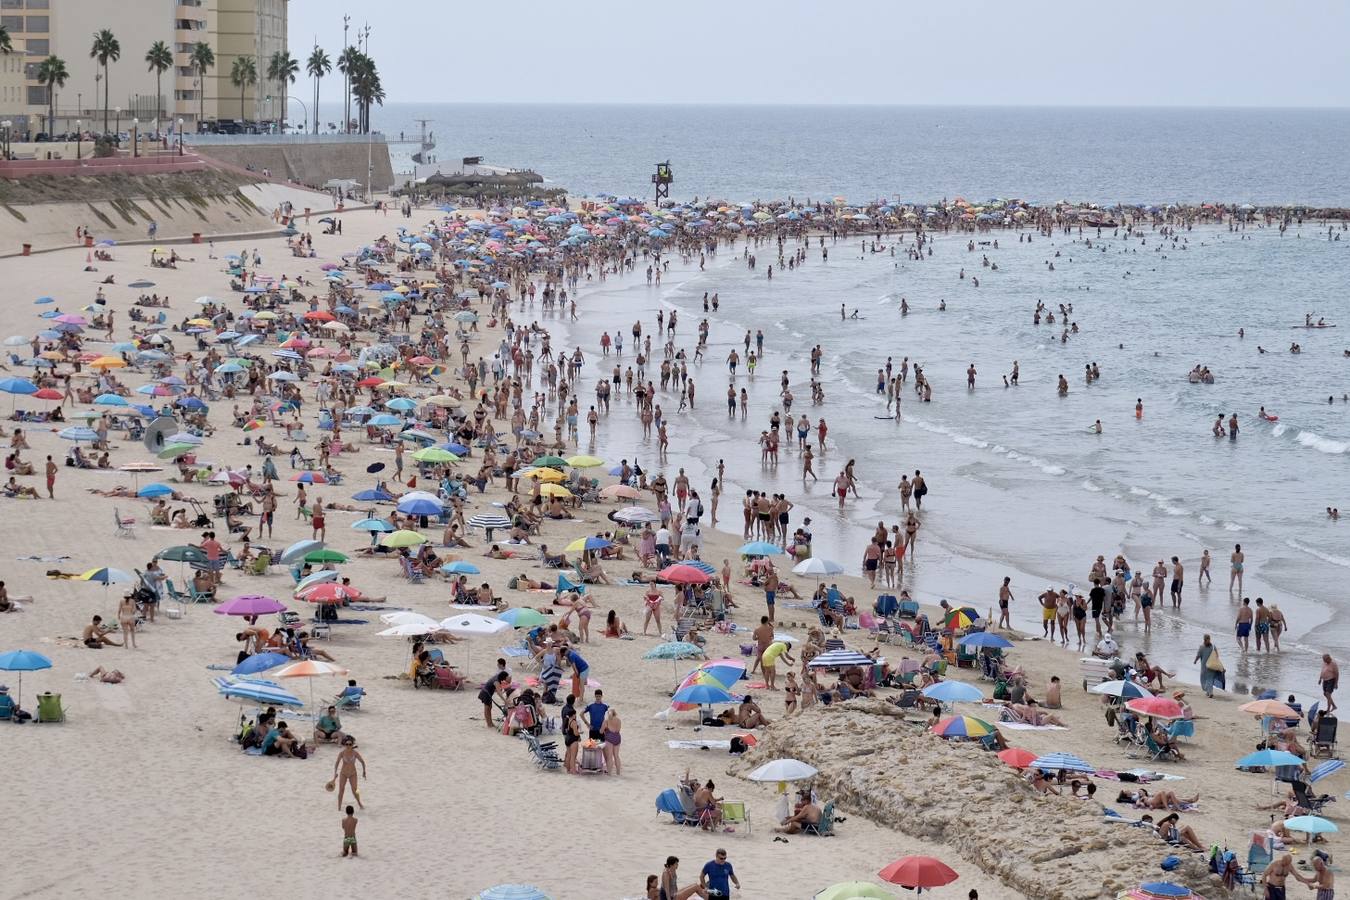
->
[931,716,996,739]
[474,886,551,900]
[1030,752,1094,773]
[217,678,303,708]
[807,648,875,668]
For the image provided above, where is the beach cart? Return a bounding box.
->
[1080,655,1119,691]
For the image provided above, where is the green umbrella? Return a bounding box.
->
[815,884,897,900]
[532,455,567,468]
[157,442,196,460]
[412,447,460,464]
[304,549,349,564]
[497,608,548,629]
[156,545,208,564]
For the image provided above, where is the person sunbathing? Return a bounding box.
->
[4,477,39,498]
[579,556,613,585]
[1030,770,1061,795]
[81,615,122,648]
[603,610,629,637]
[736,696,771,728]
[5,453,34,476]
[692,780,723,830]
[773,799,822,835]
[513,574,554,591]
[86,666,125,683]
[293,632,336,662]
[1155,813,1205,851]
[1118,788,1199,810]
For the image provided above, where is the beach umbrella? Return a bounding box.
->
[1126,696,1185,720]
[683,658,746,689]
[94,393,129,407]
[519,467,565,483]
[77,566,136,608]
[747,758,818,782]
[672,683,736,706]
[1309,759,1344,784]
[278,539,323,564]
[1090,679,1150,700]
[352,517,394,533]
[878,857,958,894]
[531,455,567,468]
[498,608,548,629]
[997,747,1039,769]
[931,716,996,739]
[217,678,303,708]
[304,549,349,564]
[213,594,287,617]
[613,506,660,524]
[1239,699,1300,719]
[658,564,710,585]
[1238,748,1305,767]
[467,513,511,533]
[565,536,612,553]
[367,414,402,427]
[157,442,195,459]
[473,886,551,900]
[291,471,327,484]
[231,652,290,676]
[377,622,441,637]
[537,484,572,499]
[439,613,511,670]
[411,447,459,464]
[59,426,99,442]
[156,545,208,564]
[0,648,52,708]
[738,541,783,556]
[380,530,427,549]
[295,583,356,605]
[815,883,896,900]
[959,632,1014,650]
[295,570,339,592]
[396,495,442,516]
[921,680,984,704]
[1124,884,1205,900]
[1283,815,1338,836]
[136,483,175,499]
[808,648,875,668]
[942,607,980,630]
[599,484,641,500]
[274,659,350,710]
[793,557,844,577]
[644,642,706,661]
[1030,752,1094,773]
[564,455,604,468]
[440,561,480,575]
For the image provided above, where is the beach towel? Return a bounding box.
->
[349,604,405,612]
[328,618,369,625]
[16,554,71,562]
[996,721,1067,731]
[667,740,732,751]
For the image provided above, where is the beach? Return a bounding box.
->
[1,198,1345,900]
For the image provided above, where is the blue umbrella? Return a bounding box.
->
[279,539,323,565]
[59,426,99,442]
[386,397,417,412]
[94,393,129,407]
[0,377,37,395]
[352,488,394,502]
[440,561,480,575]
[231,652,291,676]
[1283,815,1338,835]
[397,496,442,516]
[921,681,984,703]
[34,296,55,304]
[681,560,716,575]
[1238,749,1305,768]
[672,683,737,706]
[475,886,551,900]
[351,518,394,533]
[1030,752,1094,773]
[367,414,402,427]
[1135,885,1194,899]
[137,483,175,499]
[573,536,613,551]
[441,442,470,456]
[216,362,245,375]
[217,678,304,707]
[738,541,784,557]
[1089,680,1150,700]
[959,632,1014,650]
[0,648,53,705]
[176,397,208,411]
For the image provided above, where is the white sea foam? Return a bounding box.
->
[1271,423,1288,437]
[1296,431,1349,454]
[1082,479,1103,492]
[1287,538,1350,568]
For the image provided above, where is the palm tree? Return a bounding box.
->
[36,56,69,138]
[190,42,215,127]
[90,29,120,133]
[230,55,257,121]
[349,53,384,134]
[0,24,12,56]
[144,40,172,126]
[305,46,330,135]
[266,50,299,130]
[336,45,360,134]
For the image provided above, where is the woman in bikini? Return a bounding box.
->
[601,706,623,775]
[642,586,664,636]
[333,737,366,811]
[117,593,138,650]
[603,609,629,637]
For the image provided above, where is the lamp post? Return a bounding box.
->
[114,106,121,137]
[287,96,307,135]
[176,118,184,156]
[132,118,139,157]
[76,119,82,159]
[1,121,10,161]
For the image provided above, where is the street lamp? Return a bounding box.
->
[287,96,307,135]
[115,106,121,136]
[76,120,82,159]
[176,118,184,156]
[1,121,10,161]
[132,118,139,157]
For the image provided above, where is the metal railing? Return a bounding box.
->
[187,133,387,146]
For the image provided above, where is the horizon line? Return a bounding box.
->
[368,100,1350,111]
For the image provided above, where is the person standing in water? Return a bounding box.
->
[1230,544,1244,595]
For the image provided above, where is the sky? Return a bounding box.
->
[288,0,1350,108]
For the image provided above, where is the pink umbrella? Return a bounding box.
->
[1125,696,1185,720]
[213,594,287,617]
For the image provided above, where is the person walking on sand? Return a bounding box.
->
[45,455,56,499]
[1195,634,1224,699]
[1230,543,1244,595]
[1321,654,1340,713]
[998,577,1014,630]
[333,736,366,810]
[340,806,358,858]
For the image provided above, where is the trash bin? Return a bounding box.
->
[21,243,31,256]
[192,232,202,244]
[84,235,93,247]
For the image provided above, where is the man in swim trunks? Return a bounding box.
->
[1235,597,1253,651]
[1292,854,1334,899]
[1170,556,1184,609]
[763,569,778,624]
[1038,588,1058,638]
[1254,597,1272,652]
[1321,654,1340,713]
[1263,852,1293,900]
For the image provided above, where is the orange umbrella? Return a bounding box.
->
[878,856,958,893]
[997,747,1037,769]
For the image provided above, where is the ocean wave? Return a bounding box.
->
[1286,538,1350,568]
[1222,521,1246,532]
[1082,479,1104,492]
[1198,514,1216,525]
[951,435,990,449]
[1271,423,1287,437]
[1296,430,1349,455]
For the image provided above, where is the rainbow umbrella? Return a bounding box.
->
[942,607,980,630]
[930,715,995,739]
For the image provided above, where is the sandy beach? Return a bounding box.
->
[1,199,1341,900]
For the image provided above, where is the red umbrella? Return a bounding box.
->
[997,747,1038,769]
[33,388,62,401]
[357,376,384,388]
[1125,696,1184,720]
[878,856,959,893]
[296,583,356,604]
[303,310,336,322]
[658,564,711,585]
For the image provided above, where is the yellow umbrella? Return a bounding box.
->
[39,350,65,360]
[253,311,277,320]
[89,356,126,368]
[381,380,409,389]
[419,282,440,290]
[565,455,605,468]
[380,529,428,548]
[186,318,212,327]
[538,484,573,498]
[520,467,565,482]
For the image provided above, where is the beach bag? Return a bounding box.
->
[1206,649,1225,672]
[729,736,748,754]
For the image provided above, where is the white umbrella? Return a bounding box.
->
[747,758,819,782]
[279,539,323,564]
[377,622,440,637]
[793,557,844,577]
[379,611,440,628]
[296,569,340,591]
[439,613,511,672]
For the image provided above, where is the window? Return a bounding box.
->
[24,14,46,31]
[1,14,22,31]
[26,0,50,8]
[24,38,46,54]
[0,1,22,10]
[27,85,45,106]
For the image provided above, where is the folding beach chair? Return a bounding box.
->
[655,789,699,827]
[1291,780,1334,815]
[113,507,136,539]
[520,731,561,771]
[35,692,66,723]
[803,801,835,837]
[1308,759,1344,785]
[720,800,751,834]
[1313,714,1338,758]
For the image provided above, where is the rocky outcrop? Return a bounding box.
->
[729,701,1222,899]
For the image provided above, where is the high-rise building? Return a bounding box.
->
[0,0,287,137]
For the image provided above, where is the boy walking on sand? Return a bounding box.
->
[340,806,358,858]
